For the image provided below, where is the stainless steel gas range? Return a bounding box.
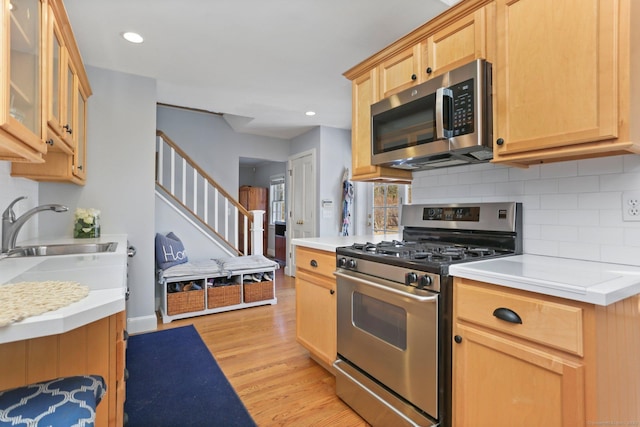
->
[333,202,523,427]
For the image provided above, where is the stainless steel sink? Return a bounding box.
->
[3,242,118,258]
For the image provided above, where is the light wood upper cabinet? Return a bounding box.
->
[11,0,91,184]
[453,278,640,426]
[378,44,421,99]
[421,4,493,79]
[0,0,47,162]
[492,0,640,166]
[350,69,412,183]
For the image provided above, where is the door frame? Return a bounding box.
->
[286,148,316,276]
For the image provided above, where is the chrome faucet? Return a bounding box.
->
[1,196,68,253]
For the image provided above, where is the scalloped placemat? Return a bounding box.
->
[0,281,89,327]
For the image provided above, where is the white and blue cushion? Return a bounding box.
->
[0,375,106,427]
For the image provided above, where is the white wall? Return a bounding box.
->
[156,105,290,198]
[0,163,39,244]
[411,154,640,266]
[39,66,158,334]
[290,126,352,237]
[318,126,352,236]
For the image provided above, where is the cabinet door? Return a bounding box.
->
[295,269,336,368]
[453,324,585,427]
[422,4,492,79]
[378,45,421,98]
[72,83,87,180]
[492,0,618,162]
[350,70,412,183]
[0,0,47,161]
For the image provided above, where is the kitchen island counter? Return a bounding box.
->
[0,234,128,344]
[450,254,640,306]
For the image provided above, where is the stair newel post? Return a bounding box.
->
[250,210,265,255]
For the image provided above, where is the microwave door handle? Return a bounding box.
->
[435,87,453,139]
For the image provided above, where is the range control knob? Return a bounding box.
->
[347,258,357,269]
[418,275,433,288]
[338,257,347,268]
[405,272,418,286]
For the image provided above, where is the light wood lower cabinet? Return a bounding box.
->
[0,311,126,427]
[295,246,336,370]
[453,278,640,427]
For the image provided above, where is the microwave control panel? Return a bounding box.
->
[451,78,474,136]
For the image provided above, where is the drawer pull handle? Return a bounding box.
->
[310,260,318,268]
[493,307,522,324]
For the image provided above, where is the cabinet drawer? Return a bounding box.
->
[455,279,584,356]
[296,247,335,279]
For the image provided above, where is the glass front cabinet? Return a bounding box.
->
[7,0,91,184]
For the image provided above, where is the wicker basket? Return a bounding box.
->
[207,284,241,308]
[243,281,274,303]
[167,289,205,315]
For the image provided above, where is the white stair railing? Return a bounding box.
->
[156,130,257,255]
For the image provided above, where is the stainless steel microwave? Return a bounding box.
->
[371,59,493,170]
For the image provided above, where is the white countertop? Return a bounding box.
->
[0,234,128,344]
[291,234,401,252]
[449,254,640,306]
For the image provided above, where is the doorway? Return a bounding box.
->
[286,149,316,276]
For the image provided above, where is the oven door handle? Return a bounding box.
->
[335,271,438,303]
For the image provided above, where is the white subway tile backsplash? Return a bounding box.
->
[508,165,541,181]
[481,168,509,183]
[557,209,599,226]
[526,209,559,225]
[601,246,640,266]
[577,191,621,209]
[524,239,559,256]
[623,155,640,172]
[558,176,599,193]
[524,179,559,194]
[599,172,640,191]
[558,242,600,261]
[578,156,623,175]
[540,225,578,241]
[410,155,640,264]
[541,194,578,210]
[540,161,578,178]
[578,226,624,245]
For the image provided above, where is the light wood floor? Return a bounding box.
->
[156,268,369,427]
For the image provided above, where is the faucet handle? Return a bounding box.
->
[3,196,27,220]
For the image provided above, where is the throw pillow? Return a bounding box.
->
[155,232,188,270]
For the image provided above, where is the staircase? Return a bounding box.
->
[155,131,262,256]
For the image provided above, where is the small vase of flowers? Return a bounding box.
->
[74,208,101,238]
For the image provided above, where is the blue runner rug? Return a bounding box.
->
[125,325,256,426]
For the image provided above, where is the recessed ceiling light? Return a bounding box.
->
[122,32,144,44]
[305,111,316,116]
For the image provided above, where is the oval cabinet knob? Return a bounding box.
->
[454,335,463,344]
[496,138,505,146]
[426,67,433,74]
[411,74,417,81]
[46,139,54,146]
[310,259,318,268]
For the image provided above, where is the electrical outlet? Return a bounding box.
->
[622,191,640,221]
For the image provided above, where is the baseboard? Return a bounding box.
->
[127,314,158,334]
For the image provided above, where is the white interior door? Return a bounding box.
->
[287,150,316,276]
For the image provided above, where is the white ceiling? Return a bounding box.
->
[64,0,457,140]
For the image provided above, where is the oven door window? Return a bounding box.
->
[372,93,437,156]
[353,292,407,350]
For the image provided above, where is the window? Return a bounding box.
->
[270,175,285,224]
[373,183,411,234]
